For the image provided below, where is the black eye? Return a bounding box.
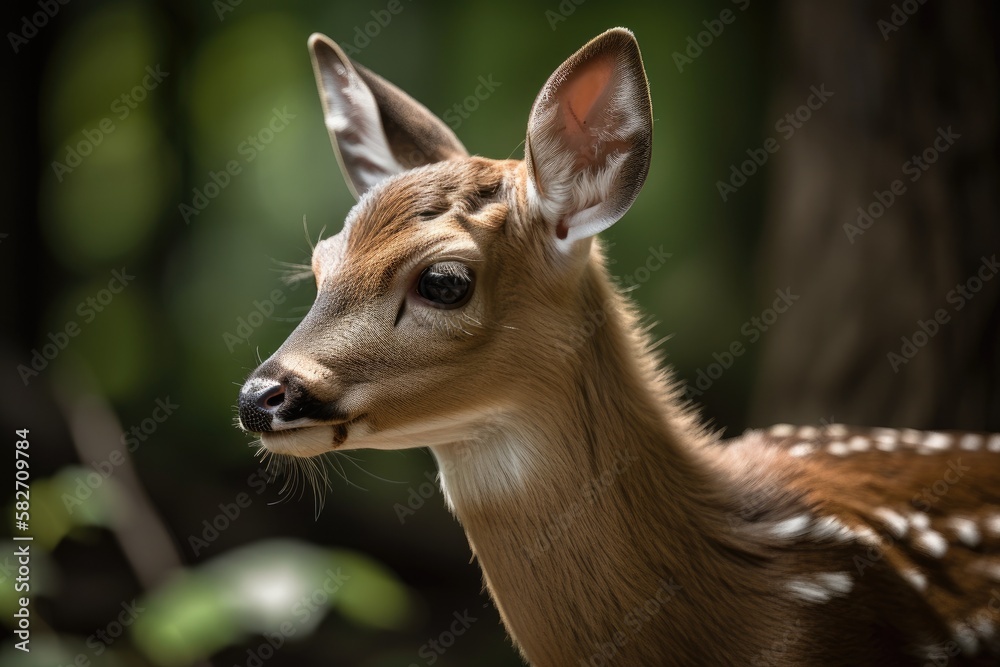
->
[416,262,473,308]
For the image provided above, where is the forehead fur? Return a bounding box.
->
[313,157,513,306]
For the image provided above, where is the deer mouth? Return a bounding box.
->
[259,416,364,456]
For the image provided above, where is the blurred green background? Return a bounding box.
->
[3,0,996,665]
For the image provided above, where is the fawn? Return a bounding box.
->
[237,28,1000,666]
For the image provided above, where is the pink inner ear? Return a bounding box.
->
[558,57,614,147]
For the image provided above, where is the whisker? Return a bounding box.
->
[303,215,315,251]
[339,453,404,484]
[506,138,526,160]
[324,452,368,492]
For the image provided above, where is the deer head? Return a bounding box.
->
[237,28,652,462]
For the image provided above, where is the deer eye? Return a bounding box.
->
[416,262,473,308]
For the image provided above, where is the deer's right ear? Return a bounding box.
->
[308,33,468,200]
[525,28,652,247]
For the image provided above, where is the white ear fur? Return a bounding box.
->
[308,33,468,199]
[525,28,653,247]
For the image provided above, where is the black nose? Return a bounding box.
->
[238,379,285,432]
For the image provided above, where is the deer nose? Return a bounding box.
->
[238,378,286,432]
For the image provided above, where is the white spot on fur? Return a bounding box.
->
[872,428,899,444]
[853,525,881,546]
[900,567,927,592]
[971,613,996,641]
[874,436,896,452]
[797,425,819,439]
[827,441,849,456]
[769,423,796,437]
[786,572,853,603]
[922,432,952,450]
[984,515,1000,537]
[913,530,948,558]
[788,442,815,457]
[988,434,1000,452]
[824,423,848,437]
[873,508,908,538]
[785,579,831,603]
[959,433,983,451]
[811,516,856,542]
[848,436,871,452]
[908,512,931,531]
[946,517,981,548]
[770,514,812,539]
[816,572,853,594]
[901,428,924,444]
[952,622,979,655]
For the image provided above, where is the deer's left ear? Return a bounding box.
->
[525,28,652,245]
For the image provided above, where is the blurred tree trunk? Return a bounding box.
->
[751,1,1000,431]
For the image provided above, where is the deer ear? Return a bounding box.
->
[525,28,652,246]
[308,33,469,199]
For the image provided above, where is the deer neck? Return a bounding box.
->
[431,255,773,666]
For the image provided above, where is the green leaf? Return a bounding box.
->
[131,539,413,666]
